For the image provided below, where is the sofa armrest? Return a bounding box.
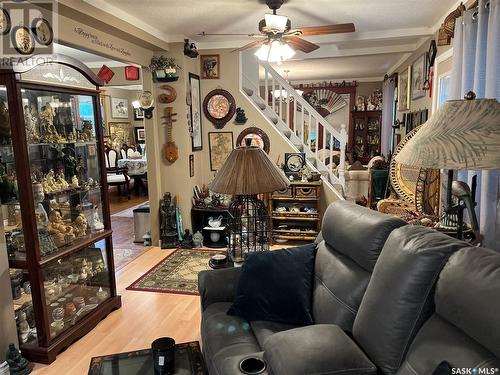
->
[198,267,242,311]
[263,324,376,375]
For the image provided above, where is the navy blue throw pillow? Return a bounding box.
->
[227,244,317,326]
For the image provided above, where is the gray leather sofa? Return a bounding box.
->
[198,201,500,374]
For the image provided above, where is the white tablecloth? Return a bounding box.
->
[117,158,147,176]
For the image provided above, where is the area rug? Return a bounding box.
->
[114,247,150,271]
[111,201,149,218]
[126,249,223,295]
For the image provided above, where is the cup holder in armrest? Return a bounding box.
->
[239,357,267,374]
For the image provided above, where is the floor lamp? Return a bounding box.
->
[396,92,500,240]
[209,143,289,264]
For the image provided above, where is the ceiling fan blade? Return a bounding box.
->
[285,36,320,53]
[198,32,257,37]
[231,39,266,53]
[296,23,355,36]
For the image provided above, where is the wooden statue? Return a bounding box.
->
[160,192,178,248]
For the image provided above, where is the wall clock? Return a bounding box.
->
[284,152,306,177]
[203,89,236,129]
[31,17,53,45]
[11,26,35,55]
[0,8,11,35]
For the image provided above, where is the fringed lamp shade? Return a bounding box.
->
[209,146,289,263]
[210,146,290,195]
[395,96,500,169]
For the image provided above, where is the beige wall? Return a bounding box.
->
[356,82,383,98]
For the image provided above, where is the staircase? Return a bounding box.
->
[240,53,347,197]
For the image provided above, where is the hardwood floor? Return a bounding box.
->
[108,190,148,215]
[32,247,201,374]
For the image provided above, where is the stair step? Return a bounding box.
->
[283,130,292,138]
[256,102,266,110]
[243,87,254,96]
[269,116,279,124]
[292,143,304,151]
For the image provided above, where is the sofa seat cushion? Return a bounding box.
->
[201,302,260,375]
[250,320,298,347]
[263,324,376,375]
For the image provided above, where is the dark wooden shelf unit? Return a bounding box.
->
[350,110,382,164]
[268,180,322,245]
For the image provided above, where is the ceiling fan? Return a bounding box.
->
[198,0,355,62]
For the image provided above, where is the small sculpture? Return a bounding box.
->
[71,175,79,188]
[160,192,178,248]
[6,343,31,375]
[72,213,88,238]
[356,95,366,111]
[91,206,104,231]
[67,131,77,143]
[48,210,75,247]
[143,231,152,246]
[42,170,57,193]
[17,312,30,344]
[56,173,69,190]
[235,107,248,124]
[208,215,223,228]
[300,166,312,182]
[193,231,203,248]
[79,120,93,142]
[180,229,194,249]
[24,104,39,143]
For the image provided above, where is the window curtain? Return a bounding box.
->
[381,77,396,157]
[450,0,500,250]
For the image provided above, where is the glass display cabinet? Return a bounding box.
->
[350,110,382,164]
[0,55,121,364]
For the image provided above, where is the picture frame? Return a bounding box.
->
[134,127,146,143]
[398,66,411,111]
[189,73,203,151]
[208,132,234,171]
[200,54,220,79]
[189,154,194,178]
[411,54,427,100]
[111,97,129,119]
[133,108,144,121]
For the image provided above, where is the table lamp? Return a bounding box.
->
[210,142,289,263]
[395,92,500,239]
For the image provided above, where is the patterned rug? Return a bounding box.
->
[126,249,223,295]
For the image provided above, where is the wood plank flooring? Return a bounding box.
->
[32,247,201,374]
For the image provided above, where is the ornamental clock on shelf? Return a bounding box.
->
[284,152,306,177]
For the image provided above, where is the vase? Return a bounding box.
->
[154,69,166,79]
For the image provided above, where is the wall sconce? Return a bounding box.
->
[138,91,155,119]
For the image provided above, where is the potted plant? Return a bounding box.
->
[148,56,182,82]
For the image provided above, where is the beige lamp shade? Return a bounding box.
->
[209,146,290,195]
[395,97,500,170]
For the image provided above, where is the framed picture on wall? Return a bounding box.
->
[200,54,220,79]
[133,108,144,121]
[398,66,411,111]
[134,127,146,143]
[110,97,129,119]
[411,54,427,100]
[189,73,203,151]
[208,132,233,171]
[189,154,194,177]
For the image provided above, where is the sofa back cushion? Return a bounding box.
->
[353,226,466,375]
[313,201,405,331]
[397,247,500,374]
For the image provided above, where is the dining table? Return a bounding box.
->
[117,157,148,195]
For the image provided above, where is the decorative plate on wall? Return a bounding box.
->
[11,26,35,55]
[203,89,236,129]
[0,8,11,35]
[236,126,270,154]
[31,17,53,45]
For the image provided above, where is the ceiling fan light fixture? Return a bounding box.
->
[254,42,270,60]
[264,13,289,32]
[255,40,295,64]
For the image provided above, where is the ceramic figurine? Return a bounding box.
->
[67,131,77,143]
[72,213,88,238]
[94,258,105,273]
[180,229,194,249]
[192,231,203,248]
[300,166,312,182]
[47,210,75,246]
[96,287,109,302]
[71,175,79,188]
[356,95,366,111]
[42,170,57,193]
[91,206,104,231]
[235,107,248,124]
[6,343,31,375]
[143,231,152,246]
[17,312,30,344]
[79,120,93,142]
[24,105,39,143]
[56,173,69,190]
[208,215,223,228]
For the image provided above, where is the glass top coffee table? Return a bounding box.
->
[88,341,206,375]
